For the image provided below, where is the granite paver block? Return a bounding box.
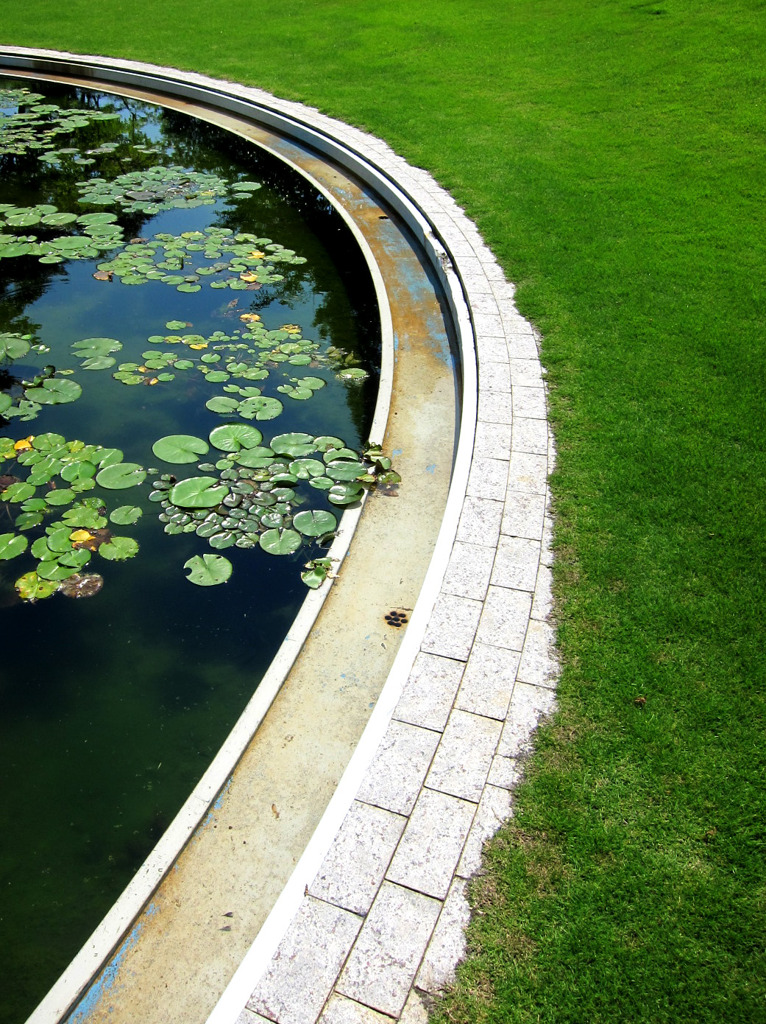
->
[501,491,546,540]
[457,784,513,878]
[449,254,484,277]
[509,357,543,387]
[235,1009,270,1024]
[512,385,547,420]
[473,421,513,461]
[490,536,541,593]
[421,594,482,662]
[517,619,558,690]
[481,259,509,283]
[425,710,501,802]
[309,801,407,915]
[399,989,430,1024]
[318,994,393,1024]
[387,788,476,900]
[531,563,554,621]
[506,333,539,360]
[512,416,549,456]
[472,311,504,336]
[501,308,534,334]
[479,361,511,394]
[475,586,532,651]
[336,883,441,1017]
[467,456,509,502]
[477,391,513,424]
[415,878,470,995]
[487,754,523,791]
[461,271,495,295]
[507,452,549,495]
[456,642,520,721]
[470,292,505,315]
[441,540,496,601]
[356,719,440,816]
[394,652,466,731]
[456,495,504,547]
[476,334,510,364]
[248,898,362,1024]
[497,682,557,758]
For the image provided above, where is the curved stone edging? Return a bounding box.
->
[0,48,558,1024]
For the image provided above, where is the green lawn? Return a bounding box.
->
[3,2,765,1021]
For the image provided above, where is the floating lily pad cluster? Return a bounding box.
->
[77,165,235,215]
[0,85,382,599]
[0,331,43,364]
[0,87,120,159]
[0,204,124,262]
[0,347,82,424]
[0,432,144,601]
[39,139,142,169]
[68,317,367,397]
[148,426,395,584]
[92,226,305,291]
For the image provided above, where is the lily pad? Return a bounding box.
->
[96,462,147,489]
[24,378,82,405]
[293,510,338,537]
[36,560,78,582]
[313,435,345,452]
[328,482,365,506]
[238,396,283,421]
[205,396,240,415]
[15,571,58,601]
[0,532,28,560]
[260,527,302,556]
[338,367,370,381]
[184,553,233,586]
[152,434,210,464]
[325,459,367,481]
[2,481,35,502]
[44,488,76,506]
[110,505,143,525]
[169,476,229,509]
[209,423,263,452]
[99,536,139,561]
[271,432,317,458]
[0,332,31,361]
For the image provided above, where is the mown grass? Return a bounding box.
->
[3,2,765,1021]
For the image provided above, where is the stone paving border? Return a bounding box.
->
[0,49,558,1024]
[193,80,558,1024]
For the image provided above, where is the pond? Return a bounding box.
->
[0,78,381,1024]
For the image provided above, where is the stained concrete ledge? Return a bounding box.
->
[0,48,558,1024]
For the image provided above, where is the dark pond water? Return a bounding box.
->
[0,78,379,1023]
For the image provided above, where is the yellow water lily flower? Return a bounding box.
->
[69,529,94,544]
[14,436,34,452]
[189,342,208,350]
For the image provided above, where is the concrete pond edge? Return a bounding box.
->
[0,48,558,1024]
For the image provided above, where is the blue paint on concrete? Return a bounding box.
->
[213,777,232,813]
[425,464,437,474]
[66,904,155,1022]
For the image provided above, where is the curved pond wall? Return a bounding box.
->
[1,45,558,1024]
[0,48,479,1024]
